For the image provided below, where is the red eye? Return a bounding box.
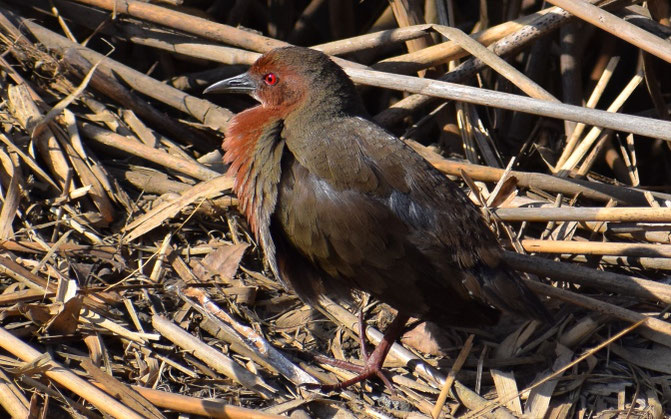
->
[263,73,278,85]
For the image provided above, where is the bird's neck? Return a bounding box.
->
[282,95,365,144]
[224,106,285,261]
[300,89,366,121]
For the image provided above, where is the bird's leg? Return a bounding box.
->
[309,312,410,392]
[357,310,370,362]
[309,310,370,376]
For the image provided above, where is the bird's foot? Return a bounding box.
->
[307,349,396,393]
[304,312,410,394]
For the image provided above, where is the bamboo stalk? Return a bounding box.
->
[525,280,671,347]
[0,327,144,419]
[78,122,219,181]
[119,385,284,419]
[565,254,671,271]
[345,67,671,142]
[0,368,29,418]
[122,175,234,242]
[505,252,671,304]
[314,24,433,55]
[555,56,620,170]
[546,0,671,64]
[388,0,432,55]
[494,207,671,222]
[432,334,474,418]
[430,25,557,102]
[2,12,231,131]
[71,0,286,52]
[410,143,671,204]
[520,239,671,258]
[151,315,276,399]
[374,8,560,73]
[558,71,644,174]
[373,0,608,126]
[180,285,318,386]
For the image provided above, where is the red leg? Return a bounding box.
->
[307,312,410,392]
[357,310,370,362]
[311,310,371,374]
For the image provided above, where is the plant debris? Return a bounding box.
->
[0,1,670,417]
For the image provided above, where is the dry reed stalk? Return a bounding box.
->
[546,0,671,63]
[0,1,670,417]
[0,327,144,418]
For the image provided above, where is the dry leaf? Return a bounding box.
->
[610,344,671,375]
[46,295,83,335]
[201,242,249,280]
[401,321,454,356]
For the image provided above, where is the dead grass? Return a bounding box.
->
[0,0,669,417]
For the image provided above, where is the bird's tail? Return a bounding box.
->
[477,263,554,323]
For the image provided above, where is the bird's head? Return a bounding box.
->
[205,47,364,116]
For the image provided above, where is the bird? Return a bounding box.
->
[205,46,551,391]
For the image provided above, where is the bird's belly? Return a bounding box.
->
[273,158,499,325]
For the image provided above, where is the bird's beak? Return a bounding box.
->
[204,72,256,94]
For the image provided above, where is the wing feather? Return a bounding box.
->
[274,116,550,323]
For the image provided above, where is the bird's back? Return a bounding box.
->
[272,115,550,326]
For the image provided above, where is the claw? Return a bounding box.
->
[305,312,410,394]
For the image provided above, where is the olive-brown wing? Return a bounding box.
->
[279,116,551,323]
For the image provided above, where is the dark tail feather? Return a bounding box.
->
[479,264,554,323]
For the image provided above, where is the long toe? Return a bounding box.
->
[306,353,396,394]
[306,313,409,394]
[306,359,394,394]
[312,354,367,374]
